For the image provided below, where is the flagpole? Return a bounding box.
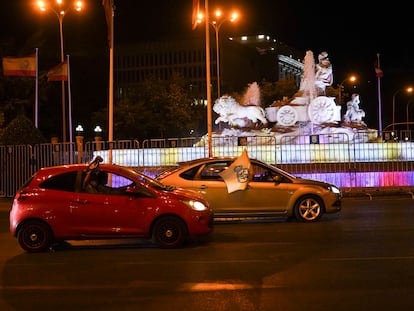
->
[377,53,383,136]
[67,55,73,145]
[66,54,75,163]
[108,1,114,164]
[35,48,39,128]
[205,0,213,157]
[58,13,67,143]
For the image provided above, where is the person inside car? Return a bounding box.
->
[84,171,111,194]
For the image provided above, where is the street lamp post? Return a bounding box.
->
[210,10,238,99]
[407,101,413,133]
[75,124,84,163]
[94,125,103,151]
[338,75,356,105]
[38,0,83,143]
[392,87,413,133]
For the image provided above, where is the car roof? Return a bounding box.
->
[177,156,240,166]
[176,156,275,168]
[37,163,88,173]
[35,163,131,177]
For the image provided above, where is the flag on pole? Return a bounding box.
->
[2,54,36,77]
[192,0,200,30]
[102,0,113,48]
[219,149,251,193]
[375,58,383,78]
[47,61,68,81]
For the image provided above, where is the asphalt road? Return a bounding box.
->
[1,197,414,311]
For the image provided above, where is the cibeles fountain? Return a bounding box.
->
[92,50,413,188]
[195,50,377,146]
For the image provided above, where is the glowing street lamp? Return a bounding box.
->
[94,125,103,136]
[210,10,239,99]
[392,87,413,132]
[338,75,356,105]
[194,4,239,157]
[37,0,83,143]
[75,124,84,135]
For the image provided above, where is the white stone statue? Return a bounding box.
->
[343,94,366,125]
[315,51,333,95]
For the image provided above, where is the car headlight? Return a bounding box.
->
[181,200,209,211]
[328,186,341,194]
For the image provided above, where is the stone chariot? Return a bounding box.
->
[265,96,341,126]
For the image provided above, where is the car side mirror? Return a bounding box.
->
[273,175,283,183]
[125,186,136,194]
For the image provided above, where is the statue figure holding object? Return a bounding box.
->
[315,51,333,95]
[343,94,366,127]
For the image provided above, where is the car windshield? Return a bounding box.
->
[156,166,181,179]
[267,163,297,179]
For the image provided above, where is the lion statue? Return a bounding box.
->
[213,95,268,128]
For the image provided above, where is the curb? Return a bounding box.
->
[341,187,414,200]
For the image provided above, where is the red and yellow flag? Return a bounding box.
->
[375,55,383,78]
[47,61,68,81]
[2,54,36,77]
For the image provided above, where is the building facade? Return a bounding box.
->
[114,33,304,102]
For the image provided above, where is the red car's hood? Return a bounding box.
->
[171,187,206,201]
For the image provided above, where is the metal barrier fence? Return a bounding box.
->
[1,134,414,197]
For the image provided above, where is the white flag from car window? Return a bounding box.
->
[219,149,251,193]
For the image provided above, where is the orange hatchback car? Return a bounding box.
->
[9,157,213,252]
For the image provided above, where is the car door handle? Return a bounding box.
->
[199,185,208,189]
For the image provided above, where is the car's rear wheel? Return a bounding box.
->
[152,216,188,249]
[17,220,54,253]
[294,195,324,222]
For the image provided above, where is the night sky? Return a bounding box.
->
[1,0,413,133]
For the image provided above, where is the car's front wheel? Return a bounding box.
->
[152,216,188,249]
[294,195,324,222]
[17,220,54,253]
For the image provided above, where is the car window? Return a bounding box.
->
[199,162,231,180]
[82,170,135,195]
[179,164,203,180]
[108,172,134,188]
[251,163,290,183]
[39,171,80,192]
[251,163,274,182]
